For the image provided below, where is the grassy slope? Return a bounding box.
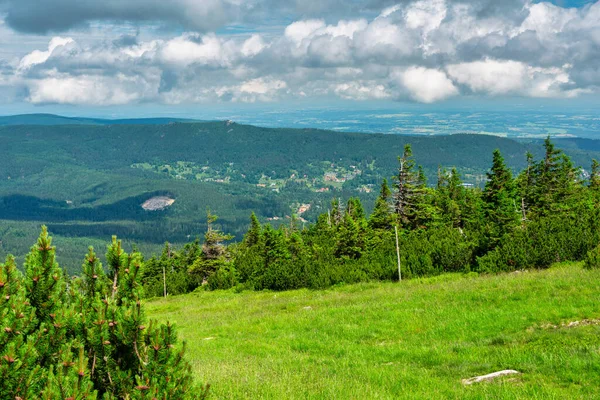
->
[147,263,600,399]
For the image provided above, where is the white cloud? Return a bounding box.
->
[447,59,526,95]
[27,72,159,105]
[398,67,458,103]
[516,2,578,38]
[447,59,585,98]
[333,81,391,100]
[284,20,326,44]
[239,77,286,95]
[159,34,233,67]
[2,0,600,106]
[404,0,447,33]
[241,34,266,57]
[19,37,74,70]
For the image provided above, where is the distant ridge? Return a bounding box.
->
[0,113,200,126]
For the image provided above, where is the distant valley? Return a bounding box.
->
[1,114,600,271]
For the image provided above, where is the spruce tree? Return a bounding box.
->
[369,179,394,231]
[244,212,262,247]
[483,149,519,246]
[189,211,233,281]
[335,212,363,260]
[532,137,579,215]
[393,144,421,230]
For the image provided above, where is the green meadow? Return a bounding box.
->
[147,263,600,399]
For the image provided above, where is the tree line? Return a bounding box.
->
[140,137,600,296]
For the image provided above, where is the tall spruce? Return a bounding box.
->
[189,211,233,281]
[531,137,580,215]
[483,149,519,245]
[393,144,421,230]
[244,212,262,247]
[369,179,394,231]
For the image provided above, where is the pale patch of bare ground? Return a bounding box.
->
[141,196,175,211]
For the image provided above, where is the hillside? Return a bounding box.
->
[147,263,600,399]
[1,120,600,271]
[0,113,197,126]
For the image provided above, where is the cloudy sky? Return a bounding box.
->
[0,0,599,116]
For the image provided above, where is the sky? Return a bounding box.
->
[0,0,599,118]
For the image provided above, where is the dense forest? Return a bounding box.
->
[140,137,600,296]
[3,121,600,271]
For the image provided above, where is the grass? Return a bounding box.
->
[146,263,600,399]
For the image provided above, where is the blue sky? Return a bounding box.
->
[0,0,599,117]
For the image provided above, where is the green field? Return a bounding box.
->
[147,263,600,399]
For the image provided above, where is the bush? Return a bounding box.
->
[208,263,239,290]
[476,210,600,273]
[0,227,206,398]
[584,245,600,269]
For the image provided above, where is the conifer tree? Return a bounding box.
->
[369,179,394,231]
[436,168,465,228]
[483,149,519,246]
[335,212,363,260]
[516,151,535,222]
[189,211,233,280]
[24,225,66,326]
[0,255,43,397]
[524,137,581,216]
[0,228,205,398]
[244,212,262,247]
[393,144,420,229]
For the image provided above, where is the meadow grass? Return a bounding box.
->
[146,263,600,399]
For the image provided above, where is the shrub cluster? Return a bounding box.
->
[0,227,206,399]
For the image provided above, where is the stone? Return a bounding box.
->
[462,370,520,385]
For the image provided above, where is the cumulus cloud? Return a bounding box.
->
[18,37,74,69]
[0,0,599,105]
[398,67,458,103]
[27,72,160,105]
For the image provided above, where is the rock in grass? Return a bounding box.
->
[462,370,520,385]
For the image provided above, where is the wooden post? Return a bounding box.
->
[163,266,167,298]
[395,225,401,282]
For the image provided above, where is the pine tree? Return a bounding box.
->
[335,212,363,260]
[436,168,465,228]
[1,228,205,399]
[393,144,421,230]
[24,225,66,326]
[526,137,581,216]
[483,149,519,246]
[244,212,262,247]
[516,151,535,222]
[0,255,43,397]
[189,211,234,281]
[369,179,394,231]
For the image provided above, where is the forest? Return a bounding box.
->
[3,121,600,271]
[139,137,600,296]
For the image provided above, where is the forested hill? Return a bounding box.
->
[0,113,197,126]
[0,120,581,172]
[1,120,600,271]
